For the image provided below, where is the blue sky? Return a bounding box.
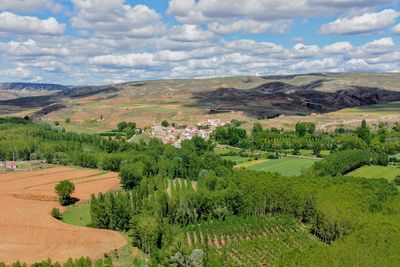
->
[0,0,399,85]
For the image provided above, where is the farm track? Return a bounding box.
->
[0,166,126,264]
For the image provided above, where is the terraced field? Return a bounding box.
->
[346,165,400,181]
[244,157,319,176]
[185,215,320,266]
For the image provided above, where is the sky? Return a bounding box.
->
[0,0,399,85]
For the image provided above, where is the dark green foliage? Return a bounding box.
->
[394,175,400,186]
[51,208,62,220]
[0,257,112,267]
[213,125,247,146]
[120,161,145,189]
[161,120,170,127]
[55,180,75,206]
[295,122,316,136]
[313,149,388,176]
[356,119,371,144]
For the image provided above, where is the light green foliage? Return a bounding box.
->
[347,165,400,181]
[55,180,75,206]
[62,203,91,226]
[246,157,318,176]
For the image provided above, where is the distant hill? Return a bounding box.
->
[1,73,400,131]
[0,82,71,92]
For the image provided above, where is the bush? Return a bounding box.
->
[55,180,75,206]
[394,175,400,186]
[65,117,71,124]
[51,207,62,220]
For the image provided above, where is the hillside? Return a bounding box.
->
[1,73,400,132]
[0,82,71,100]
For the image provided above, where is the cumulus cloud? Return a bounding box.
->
[392,24,400,34]
[0,67,43,82]
[0,39,68,57]
[323,42,353,54]
[0,0,60,13]
[0,12,65,35]
[169,24,215,42]
[71,0,165,38]
[320,9,399,34]
[209,19,291,34]
[89,53,161,68]
[291,43,320,58]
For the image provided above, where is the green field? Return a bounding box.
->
[214,146,242,155]
[346,165,400,181]
[221,155,250,164]
[62,202,91,227]
[246,157,318,176]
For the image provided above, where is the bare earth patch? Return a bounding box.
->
[0,166,126,265]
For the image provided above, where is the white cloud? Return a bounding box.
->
[0,0,59,13]
[320,9,399,34]
[0,39,68,57]
[323,42,353,54]
[392,23,400,34]
[208,19,290,34]
[291,43,320,58]
[357,37,396,55]
[71,0,165,38]
[89,53,161,68]
[169,24,214,42]
[0,67,43,82]
[0,12,65,35]
[168,0,392,35]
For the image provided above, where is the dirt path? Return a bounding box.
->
[0,166,127,265]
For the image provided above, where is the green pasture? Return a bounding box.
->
[346,165,400,181]
[246,157,318,176]
[62,202,91,227]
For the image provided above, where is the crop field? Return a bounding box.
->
[346,165,400,181]
[0,166,126,264]
[221,155,250,164]
[185,215,320,266]
[245,157,318,176]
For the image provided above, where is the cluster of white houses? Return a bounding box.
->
[150,119,228,147]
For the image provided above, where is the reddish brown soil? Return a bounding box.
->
[0,166,127,264]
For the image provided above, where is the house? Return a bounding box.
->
[6,161,17,170]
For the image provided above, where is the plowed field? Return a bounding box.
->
[0,166,126,264]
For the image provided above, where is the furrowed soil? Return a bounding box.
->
[0,166,126,264]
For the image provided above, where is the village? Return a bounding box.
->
[149,119,229,147]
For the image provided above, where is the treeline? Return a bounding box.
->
[0,119,233,181]
[213,120,400,155]
[313,149,388,176]
[0,256,112,267]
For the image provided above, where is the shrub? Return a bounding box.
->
[51,207,62,220]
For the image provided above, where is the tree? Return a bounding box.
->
[356,119,371,144]
[161,120,170,127]
[117,121,128,132]
[55,180,75,205]
[120,161,145,189]
[295,122,315,136]
[65,117,71,124]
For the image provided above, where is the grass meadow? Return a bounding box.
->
[346,165,400,181]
